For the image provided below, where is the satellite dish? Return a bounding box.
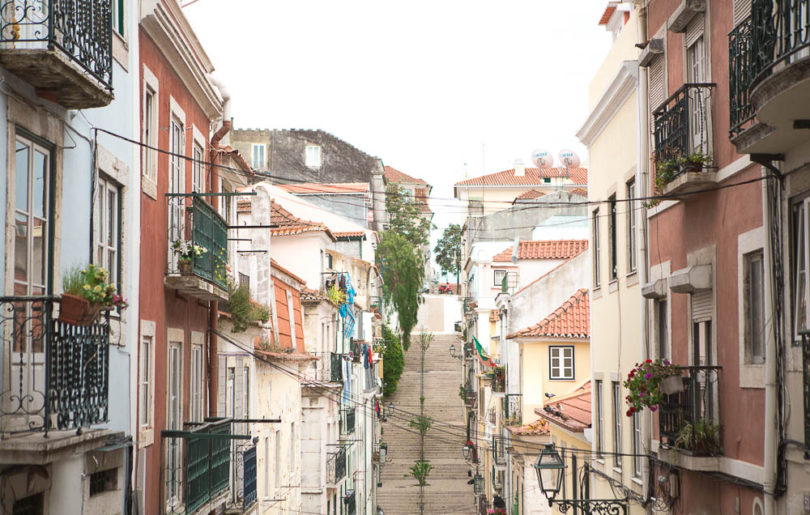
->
[531,149,554,169]
[558,149,581,169]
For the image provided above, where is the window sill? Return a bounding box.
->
[608,280,619,293]
[142,176,157,200]
[626,270,639,287]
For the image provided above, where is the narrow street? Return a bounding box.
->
[378,333,474,514]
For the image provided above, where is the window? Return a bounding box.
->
[12,493,43,515]
[192,142,205,193]
[656,300,669,360]
[112,0,125,36]
[608,195,617,280]
[593,209,601,288]
[227,367,235,418]
[274,429,282,494]
[95,176,121,292]
[142,72,159,185]
[264,435,270,497]
[632,413,642,478]
[13,134,51,297]
[627,179,636,272]
[252,144,266,170]
[305,144,321,168]
[287,290,297,346]
[549,346,574,380]
[493,269,507,287]
[744,250,765,364]
[612,381,622,468]
[792,200,807,343]
[686,19,709,155]
[166,341,183,507]
[595,380,604,459]
[168,116,184,266]
[89,468,118,496]
[139,336,152,427]
[190,344,203,422]
[243,366,250,419]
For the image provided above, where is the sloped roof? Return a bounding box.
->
[276,182,369,195]
[515,189,546,200]
[570,187,588,197]
[334,231,366,240]
[507,289,590,339]
[384,165,428,185]
[455,167,588,187]
[535,381,592,432]
[505,419,550,436]
[598,5,617,25]
[493,240,588,262]
[270,201,337,241]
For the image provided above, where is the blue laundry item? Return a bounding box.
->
[363,344,370,369]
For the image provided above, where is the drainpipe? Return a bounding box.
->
[635,0,652,507]
[207,75,231,416]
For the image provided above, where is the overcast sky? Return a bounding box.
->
[185,0,612,271]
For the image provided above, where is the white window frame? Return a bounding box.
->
[142,65,159,198]
[165,331,184,510]
[608,195,618,281]
[138,320,156,448]
[305,144,321,168]
[112,0,125,37]
[252,143,266,170]
[95,175,120,292]
[739,226,767,388]
[595,379,604,459]
[191,126,205,194]
[612,381,622,469]
[627,178,637,273]
[593,209,601,289]
[632,413,642,478]
[548,345,574,380]
[493,269,507,287]
[190,339,204,423]
[656,298,670,361]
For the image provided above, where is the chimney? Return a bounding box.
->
[514,159,525,177]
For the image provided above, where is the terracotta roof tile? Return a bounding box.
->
[384,165,428,185]
[334,231,366,240]
[493,240,588,262]
[599,5,616,25]
[506,419,550,436]
[455,167,588,187]
[536,381,592,432]
[508,289,590,339]
[276,182,369,194]
[570,188,588,197]
[516,189,546,200]
[237,200,252,213]
[270,201,336,241]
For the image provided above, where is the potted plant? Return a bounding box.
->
[682,152,712,172]
[172,239,207,274]
[674,418,722,456]
[623,359,680,417]
[227,285,271,333]
[60,265,127,325]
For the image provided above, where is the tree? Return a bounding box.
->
[382,325,405,397]
[385,183,433,248]
[378,231,424,350]
[433,224,462,287]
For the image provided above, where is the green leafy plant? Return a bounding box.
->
[172,239,207,262]
[378,231,424,350]
[326,283,346,306]
[227,285,271,333]
[623,359,680,416]
[674,418,722,456]
[406,460,434,486]
[434,223,462,286]
[409,415,432,436]
[382,325,405,397]
[63,264,127,309]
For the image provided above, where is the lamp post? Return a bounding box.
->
[449,344,463,361]
[533,444,629,515]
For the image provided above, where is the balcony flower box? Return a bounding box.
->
[59,264,126,326]
[59,294,109,326]
[624,359,680,416]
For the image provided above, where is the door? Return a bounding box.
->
[166,342,183,509]
[686,27,709,155]
[168,117,184,272]
[6,134,51,431]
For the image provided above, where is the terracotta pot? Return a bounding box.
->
[178,260,192,274]
[59,294,106,326]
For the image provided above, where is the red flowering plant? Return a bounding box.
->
[623,359,680,417]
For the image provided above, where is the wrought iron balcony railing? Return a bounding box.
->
[0,296,109,435]
[167,194,229,292]
[182,418,232,514]
[302,352,343,383]
[729,16,756,136]
[659,366,722,452]
[242,445,257,509]
[327,447,347,484]
[502,394,522,425]
[0,0,114,103]
[492,435,507,465]
[653,83,715,182]
[750,0,810,88]
[341,408,356,435]
[331,352,344,383]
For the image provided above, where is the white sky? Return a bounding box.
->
[184,0,613,273]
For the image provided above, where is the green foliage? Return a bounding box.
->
[409,415,432,436]
[63,264,127,308]
[433,223,462,281]
[378,231,423,349]
[382,325,405,397]
[623,359,680,416]
[385,183,433,248]
[674,419,722,456]
[418,332,433,352]
[406,460,434,486]
[228,285,271,333]
[326,283,346,306]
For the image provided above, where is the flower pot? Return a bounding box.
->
[178,260,192,274]
[661,375,684,395]
[59,294,107,326]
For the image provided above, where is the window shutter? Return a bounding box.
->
[649,56,666,112]
[235,365,244,419]
[685,14,705,48]
[218,356,226,416]
[692,290,713,322]
[733,0,752,27]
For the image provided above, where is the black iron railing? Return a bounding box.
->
[493,435,506,465]
[800,331,810,455]
[242,445,257,509]
[653,83,715,182]
[331,353,344,383]
[0,0,113,88]
[659,366,722,448]
[750,0,810,87]
[341,408,356,435]
[302,352,341,383]
[167,194,229,291]
[729,17,757,136]
[502,394,522,425]
[327,447,347,484]
[0,296,109,435]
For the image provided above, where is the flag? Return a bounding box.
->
[473,336,496,367]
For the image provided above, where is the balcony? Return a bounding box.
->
[341,408,356,435]
[653,83,717,196]
[502,394,522,426]
[658,366,722,467]
[728,2,810,154]
[165,194,229,302]
[0,297,110,437]
[241,445,257,510]
[492,435,506,466]
[327,447,347,485]
[181,418,232,514]
[302,352,344,384]
[0,0,113,108]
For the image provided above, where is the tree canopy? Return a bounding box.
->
[384,183,432,248]
[433,224,462,283]
[378,231,423,349]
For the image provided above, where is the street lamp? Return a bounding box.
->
[534,444,564,505]
[462,443,471,461]
[449,344,463,360]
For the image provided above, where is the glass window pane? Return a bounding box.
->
[33,149,47,218]
[14,213,28,287]
[32,217,45,286]
[15,140,29,211]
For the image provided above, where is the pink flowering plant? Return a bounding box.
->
[623,359,679,417]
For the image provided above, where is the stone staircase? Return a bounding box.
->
[377,333,476,514]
